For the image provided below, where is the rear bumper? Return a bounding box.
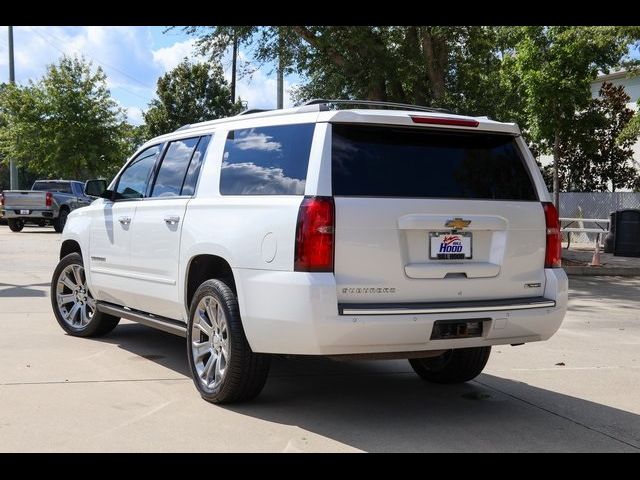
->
[235,268,568,355]
[2,208,57,219]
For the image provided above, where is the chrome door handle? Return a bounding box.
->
[164,215,180,225]
[118,216,131,225]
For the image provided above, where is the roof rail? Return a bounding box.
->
[175,124,191,131]
[302,99,453,114]
[239,108,272,115]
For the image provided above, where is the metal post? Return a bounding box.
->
[231,34,237,104]
[8,26,19,189]
[276,30,283,109]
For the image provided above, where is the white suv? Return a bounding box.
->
[50,100,568,403]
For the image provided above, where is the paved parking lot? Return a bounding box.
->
[1,225,639,452]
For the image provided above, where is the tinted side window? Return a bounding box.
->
[220,124,315,195]
[181,135,211,196]
[116,145,161,199]
[332,124,537,201]
[151,137,199,197]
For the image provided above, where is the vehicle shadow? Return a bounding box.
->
[97,323,640,452]
[0,282,49,297]
[18,227,58,234]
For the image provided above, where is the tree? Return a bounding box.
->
[182,26,521,120]
[501,26,640,210]
[0,56,129,179]
[554,82,638,191]
[618,98,640,147]
[144,59,243,137]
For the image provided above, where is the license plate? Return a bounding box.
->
[429,232,472,259]
[19,210,30,215]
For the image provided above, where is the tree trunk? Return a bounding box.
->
[420,29,447,102]
[367,78,386,101]
[553,131,561,215]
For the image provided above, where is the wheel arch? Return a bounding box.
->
[185,254,237,314]
[60,239,82,259]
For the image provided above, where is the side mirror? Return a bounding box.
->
[84,179,110,199]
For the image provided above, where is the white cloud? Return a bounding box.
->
[235,68,296,110]
[234,130,282,151]
[151,39,200,72]
[126,106,144,125]
[220,162,305,195]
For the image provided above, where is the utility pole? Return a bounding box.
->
[8,26,19,189]
[276,29,284,109]
[231,34,237,104]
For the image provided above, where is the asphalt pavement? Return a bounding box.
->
[1,226,639,452]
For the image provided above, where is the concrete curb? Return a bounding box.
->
[563,266,640,276]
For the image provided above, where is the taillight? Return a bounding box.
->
[542,202,561,268]
[294,196,335,272]
[410,116,479,127]
[45,192,53,207]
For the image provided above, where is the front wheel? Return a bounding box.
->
[409,346,491,384]
[50,253,120,337]
[187,279,270,404]
[7,218,24,232]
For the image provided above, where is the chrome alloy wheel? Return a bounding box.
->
[191,296,230,390]
[55,264,96,328]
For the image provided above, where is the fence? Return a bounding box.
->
[559,192,640,243]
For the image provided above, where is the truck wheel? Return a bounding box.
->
[53,208,69,233]
[187,279,270,404]
[51,252,120,337]
[7,218,24,232]
[409,347,491,384]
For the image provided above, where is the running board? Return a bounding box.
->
[97,302,187,337]
[339,297,556,316]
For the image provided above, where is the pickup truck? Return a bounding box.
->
[0,180,94,233]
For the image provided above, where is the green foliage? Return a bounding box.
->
[555,82,637,191]
[502,27,640,147]
[183,26,524,122]
[618,99,640,146]
[144,59,243,137]
[0,56,130,180]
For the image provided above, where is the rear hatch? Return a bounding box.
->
[331,122,546,305]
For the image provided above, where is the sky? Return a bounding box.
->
[0,26,301,125]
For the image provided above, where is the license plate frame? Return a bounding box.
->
[429,231,473,260]
[19,209,30,215]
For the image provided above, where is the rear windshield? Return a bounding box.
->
[331,124,538,201]
[32,182,73,194]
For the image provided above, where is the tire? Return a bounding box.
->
[409,346,491,384]
[53,208,69,233]
[7,218,24,232]
[50,252,120,337]
[38,219,47,227]
[187,279,270,404]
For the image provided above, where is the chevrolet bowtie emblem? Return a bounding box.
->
[445,218,471,230]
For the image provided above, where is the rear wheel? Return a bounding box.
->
[50,253,120,337]
[53,208,69,233]
[7,218,24,232]
[409,346,491,384]
[187,279,270,404]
